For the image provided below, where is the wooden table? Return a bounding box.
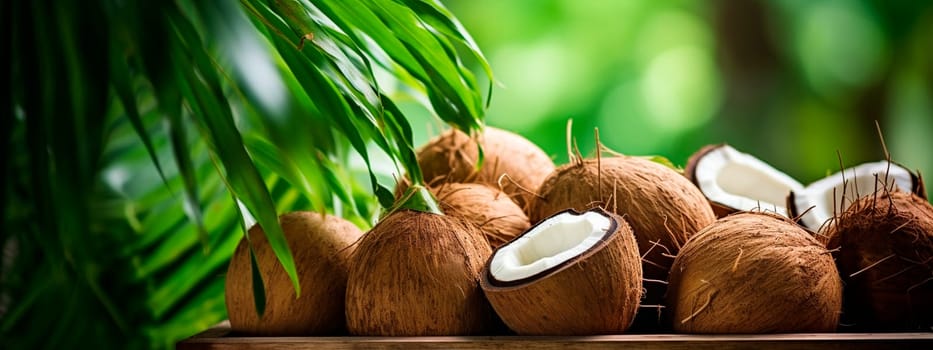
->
[178,321,933,349]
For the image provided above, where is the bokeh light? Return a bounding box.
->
[448,0,933,197]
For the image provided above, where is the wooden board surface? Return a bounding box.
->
[178,321,933,350]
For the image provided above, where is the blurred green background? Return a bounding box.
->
[5,1,933,349]
[435,0,932,193]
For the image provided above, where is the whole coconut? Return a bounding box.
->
[414,127,555,209]
[344,210,498,335]
[434,183,530,249]
[225,212,363,335]
[667,212,842,333]
[826,191,933,330]
[528,156,716,318]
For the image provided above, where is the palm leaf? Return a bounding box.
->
[5,0,490,349]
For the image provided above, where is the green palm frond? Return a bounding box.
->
[4,0,490,348]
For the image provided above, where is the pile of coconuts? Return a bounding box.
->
[224,126,932,336]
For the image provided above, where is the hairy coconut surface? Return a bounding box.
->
[826,191,933,330]
[481,209,642,335]
[434,183,530,249]
[528,156,716,315]
[345,210,497,336]
[413,126,555,209]
[789,161,925,232]
[225,212,363,336]
[667,212,842,333]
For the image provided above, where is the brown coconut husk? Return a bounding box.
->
[667,212,842,333]
[408,126,555,210]
[481,209,643,335]
[434,183,530,249]
[825,191,933,330]
[528,155,716,327]
[225,212,363,336]
[786,160,926,235]
[344,210,498,335]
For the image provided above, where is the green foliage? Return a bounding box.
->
[6,0,930,349]
[4,0,489,348]
[449,0,933,193]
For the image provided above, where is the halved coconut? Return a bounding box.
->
[528,155,715,326]
[481,209,642,335]
[789,161,924,232]
[685,144,803,217]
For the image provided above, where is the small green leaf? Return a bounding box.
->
[640,155,680,172]
[108,50,170,187]
[245,135,329,213]
[269,29,395,209]
[249,247,267,318]
[400,0,494,105]
[390,185,442,216]
[167,111,210,252]
[379,95,424,185]
[314,151,357,210]
[315,0,428,80]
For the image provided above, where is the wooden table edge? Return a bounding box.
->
[178,321,933,349]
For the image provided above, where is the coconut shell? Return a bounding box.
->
[825,191,933,330]
[434,183,530,249]
[667,212,842,333]
[481,209,642,335]
[344,210,497,335]
[528,156,716,312]
[684,144,738,217]
[412,127,555,210]
[787,162,926,233]
[225,212,363,336]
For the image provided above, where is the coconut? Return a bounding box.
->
[789,161,924,232]
[667,212,842,333]
[412,126,555,209]
[528,156,715,320]
[825,191,933,330]
[685,144,803,217]
[481,209,642,335]
[344,210,497,335]
[434,183,530,249]
[225,211,363,335]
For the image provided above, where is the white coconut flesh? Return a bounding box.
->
[694,145,804,216]
[794,161,916,231]
[489,211,611,282]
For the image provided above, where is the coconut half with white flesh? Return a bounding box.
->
[686,144,804,217]
[789,161,925,232]
[481,209,642,335]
